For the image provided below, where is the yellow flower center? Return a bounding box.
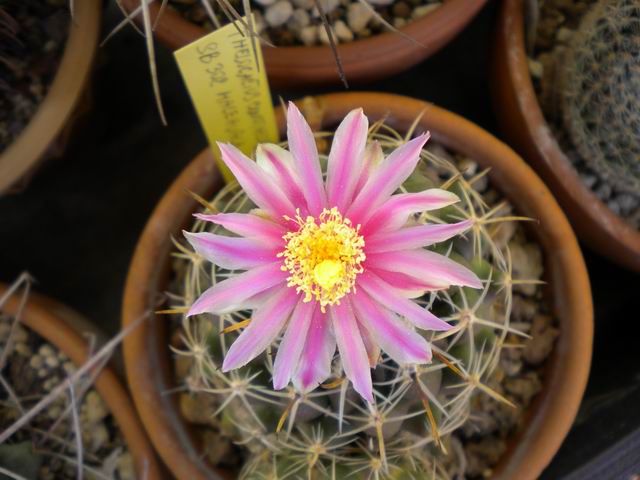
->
[279,208,365,311]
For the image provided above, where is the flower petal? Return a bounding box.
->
[222,287,298,371]
[187,263,287,316]
[184,231,279,270]
[361,189,460,235]
[218,142,295,219]
[351,289,432,365]
[357,271,451,331]
[367,268,447,298]
[256,144,308,214]
[347,133,430,225]
[273,299,315,390]
[357,317,380,368]
[194,212,286,243]
[354,141,384,195]
[286,102,327,215]
[365,220,473,253]
[326,108,368,211]
[330,301,374,403]
[293,308,336,393]
[366,249,482,289]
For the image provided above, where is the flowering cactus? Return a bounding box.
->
[183,103,480,402]
[171,103,537,479]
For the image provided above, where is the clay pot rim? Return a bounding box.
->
[0,0,101,194]
[492,0,640,270]
[122,91,592,480]
[119,0,487,86]
[0,284,163,479]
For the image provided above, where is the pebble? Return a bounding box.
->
[347,2,373,33]
[29,354,44,369]
[594,182,612,200]
[524,314,558,365]
[299,25,317,45]
[392,1,411,18]
[528,58,543,79]
[289,8,310,30]
[556,26,572,43]
[265,1,294,27]
[311,0,340,17]
[318,24,331,45]
[292,0,315,9]
[82,391,109,424]
[334,20,354,42]
[580,173,597,189]
[393,17,407,28]
[254,0,277,6]
[412,3,439,19]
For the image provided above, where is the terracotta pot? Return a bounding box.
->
[120,0,487,88]
[122,92,592,479]
[0,284,163,479]
[0,0,101,194]
[491,0,640,271]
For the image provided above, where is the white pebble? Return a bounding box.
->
[412,3,440,19]
[334,20,354,42]
[528,58,543,79]
[292,0,315,9]
[265,1,293,27]
[254,0,276,6]
[318,25,331,45]
[299,25,318,45]
[289,8,310,30]
[347,3,373,33]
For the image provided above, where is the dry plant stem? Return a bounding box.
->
[312,0,348,88]
[0,466,28,480]
[356,0,425,48]
[67,382,84,480]
[140,0,167,125]
[0,311,150,444]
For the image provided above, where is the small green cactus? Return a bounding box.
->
[559,0,640,194]
[170,121,545,479]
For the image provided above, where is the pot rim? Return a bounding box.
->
[0,0,101,194]
[118,0,487,87]
[122,91,593,480]
[0,284,163,479]
[491,0,640,271]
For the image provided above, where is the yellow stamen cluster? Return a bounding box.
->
[279,208,365,311]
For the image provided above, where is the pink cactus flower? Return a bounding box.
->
[185,103,481,403]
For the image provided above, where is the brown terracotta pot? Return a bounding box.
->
[491,0,640,271]
[120,0,487,88]
[0,0,101,194]
[122,91,593,479]
[0,284,163,479]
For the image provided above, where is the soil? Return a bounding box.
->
[528,0,640,229]
[0,314,134,480]
[0,0,69,154]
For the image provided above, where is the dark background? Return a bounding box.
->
[1,2,639,478]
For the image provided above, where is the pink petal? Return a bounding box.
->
[286,102,327,216]
[326,108,368,211]
[361,189,460,236]
[330,301,374,403]
[218,142,295,219]
[194,212,286,243]
[357,271,451,331]
[272,299,315,390]
[367,249,482,289]
[351,289,432,365]
[365,220,473,253]
[184,231,279,270]
[367,268,448,298]
[222,287,299,371]
[357,317,380,368]
[347,133,430,225]
[354,141,384,195]
[293,308,336,393]
[188,263,288,316]
[256,144,308,215]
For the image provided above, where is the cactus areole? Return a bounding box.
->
[183,103,481,403]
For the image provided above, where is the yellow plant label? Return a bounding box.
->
[174,17,279,182]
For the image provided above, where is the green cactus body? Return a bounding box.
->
[560,0,640,194]
[170,124,550,479]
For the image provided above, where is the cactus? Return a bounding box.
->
[169,119,544,479]
[559,0,640,194]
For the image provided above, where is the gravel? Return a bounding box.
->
[168,0,443,47]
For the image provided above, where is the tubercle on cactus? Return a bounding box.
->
[167,119,541,479]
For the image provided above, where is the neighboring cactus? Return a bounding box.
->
[559,0,640,194]
[169,120,542,479]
